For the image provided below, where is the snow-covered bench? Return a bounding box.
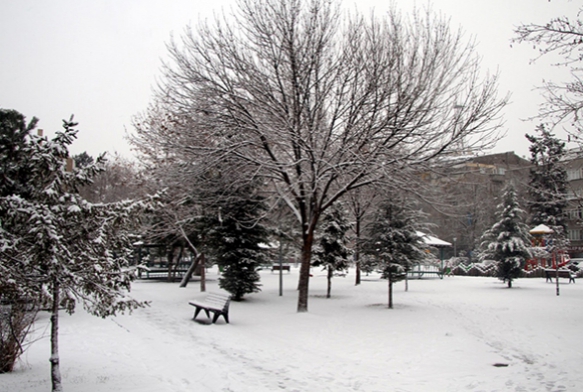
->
[189,292,231,324]
[544,269,576,284]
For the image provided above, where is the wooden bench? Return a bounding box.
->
[271,264,291,272]
[545,269,576,284]
[407,270,444,279]
[189,292,231,324]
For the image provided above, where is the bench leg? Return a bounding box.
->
[193,306,203,320]
[211,311,229,324]
[193,306,211,320]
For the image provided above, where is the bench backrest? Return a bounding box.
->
[205,293,231,310]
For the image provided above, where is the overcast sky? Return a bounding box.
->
[1,0,581,159]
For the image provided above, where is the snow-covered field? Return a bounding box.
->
[2,267,582,392]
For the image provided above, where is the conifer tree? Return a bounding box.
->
[312,203,351,298]
[0,116,150,391]
[526,125,569,232]
[203,181,269,301]
[481,185,532,288]
[360,197,426,308]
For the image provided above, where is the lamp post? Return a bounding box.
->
[453,237,457,258]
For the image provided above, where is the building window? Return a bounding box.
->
[567,167,583,181]
[568,229,583,241]
[568,207,583,220]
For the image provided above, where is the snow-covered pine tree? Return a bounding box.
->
[0,109,39,373]
[203,180,269,301]
[481,184,532,288]
[360,197,427,308]
[0,116,150,391]
[312,203,352,298]
[526,125,569,236]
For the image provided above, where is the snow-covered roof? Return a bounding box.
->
[416,231,452,248]
[529,224,554,235]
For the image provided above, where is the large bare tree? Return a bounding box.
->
[132,0,507,312]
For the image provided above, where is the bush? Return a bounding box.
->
[0,295,37,373]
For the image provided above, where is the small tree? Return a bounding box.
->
[0,109,39,373]
[526,125,569,265]
[203,181,269,301]
[481,185,532,288]
[527,125,569,230]
[312,203,351,298]
[361,198,426,308]
[0,117,149,391]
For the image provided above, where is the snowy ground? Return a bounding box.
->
[2,267,583,392]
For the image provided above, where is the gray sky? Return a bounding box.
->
[1,0,581,159]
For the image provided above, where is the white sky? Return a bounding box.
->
[1,0,581,159]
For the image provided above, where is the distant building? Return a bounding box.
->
[422,151,530,260]
[563,149,583,257]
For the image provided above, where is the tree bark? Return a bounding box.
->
[179,253,202,288]
[200,254,206,292]
[326,265,332,298]
[354,218,361,286]
[297,232,315,312]
[50,280,63,392]
[388,278,393,309]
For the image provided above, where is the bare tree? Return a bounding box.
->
[77,153,147,203]
[132,0,507,312]
[513,6,583,138]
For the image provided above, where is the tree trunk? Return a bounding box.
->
[200,254,206,292]
[50,281,63,392]
[179,253,202,288]
[354,219,361,286]
[326,265,332,298]
[507,278,512,288]
[168,245,183,282]
[388,278,393,309]
[297,232,314,312]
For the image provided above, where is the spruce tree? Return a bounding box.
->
[360,197,426,308]
[312,203,351,298]
[526,125,569,233]
[204,181,269,301]
[0,116,150,390]
[481,185,532,288]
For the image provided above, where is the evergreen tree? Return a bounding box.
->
[481,185,532,288]
[360,197,426,308]
[0,116,150,390]
[203,181,269,301]
[0,109,39,373]
[526,125,569,232]
[312,203,352,298]
[0,109,38,198]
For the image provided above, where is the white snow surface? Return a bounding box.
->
[2,267,583,392]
